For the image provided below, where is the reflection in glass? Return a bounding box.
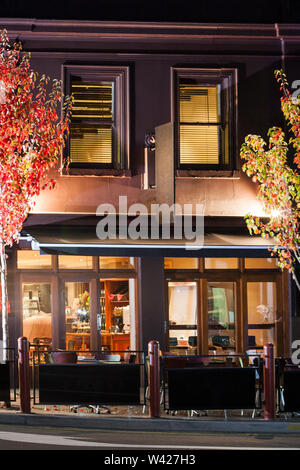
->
[168,282,197,354]
[207,282,236,353]
[65,282,90,351]
[22,283,52,345]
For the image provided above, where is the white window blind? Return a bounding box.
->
[179,84,221,165]
[70,81,113,164]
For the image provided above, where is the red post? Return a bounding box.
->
[148,340,160,418]
[18,337,31,414]
[263,343,275,420]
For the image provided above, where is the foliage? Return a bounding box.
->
[240,69,300,287]
[0,29,72,353]
[0,29,72,247]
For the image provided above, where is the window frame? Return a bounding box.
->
[171,68,237,171]
[63,65,130,171]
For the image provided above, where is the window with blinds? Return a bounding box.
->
[179,84,221,165]
[70,81,114,165]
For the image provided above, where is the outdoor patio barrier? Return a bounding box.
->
[276,357,300,413]
[161,353,263,414]
[0,346,17,406]
[32,349,146,409]
[15,338,300,419]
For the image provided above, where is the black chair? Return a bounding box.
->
[188,336,197,347]
[169,337,178,348]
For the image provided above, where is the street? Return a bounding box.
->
[0,424,299,452]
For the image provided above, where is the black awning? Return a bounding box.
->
[23,223,277,258]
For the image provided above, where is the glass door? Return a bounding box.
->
[207,281,237,354]
[65,281,90,351]
[167,281,198,355]
[246,281,277,355]
[99,278,136,356]
[22,282,52,347]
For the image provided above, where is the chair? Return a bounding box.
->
[188,336,197,354]
[169,337,178,351]
[188,336,197,347]
[212,335,230,348]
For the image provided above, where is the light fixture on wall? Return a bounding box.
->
[143,132,156,190]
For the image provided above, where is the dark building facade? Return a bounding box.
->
[1,16,299,358]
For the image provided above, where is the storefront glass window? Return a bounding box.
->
[245,258,278,269]
[164,258,198,269]
[65,282,90,351]
[22,283,52,345]
[247,282,276,354]
[59,256,93,269]
[205,258,238,269]
[207,282,236,353]
[168,281,198,354]
[18,251,52,269]
[99,257,135,270]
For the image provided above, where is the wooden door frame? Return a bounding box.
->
[164,271,200,354]
[243,271,288,357]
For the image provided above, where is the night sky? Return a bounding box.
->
[1,0,300,23]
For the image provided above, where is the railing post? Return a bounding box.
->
[263,343,275,420]
[18,337,31,414]
[148,340,160,418]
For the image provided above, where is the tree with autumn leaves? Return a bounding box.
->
[0,30,72,357]
[241,69,300,289]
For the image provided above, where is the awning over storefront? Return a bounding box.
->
[23,223,278,258]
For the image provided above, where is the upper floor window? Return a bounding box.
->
[173,68,237,170]
[64,65,129,170]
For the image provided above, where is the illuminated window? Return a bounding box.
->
[99,257,135,270]
[64,65,129,169]
[164,258,198,269]
[174,68,236,169]
[70,81,113,164]
[17,251,52,270]
[205,258,238,269]
[59,256,93,269]
[245,258,278,269]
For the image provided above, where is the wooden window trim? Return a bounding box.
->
[62,64,130,172]
[171,67,237,173]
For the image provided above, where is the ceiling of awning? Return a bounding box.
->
[23,224,278,258]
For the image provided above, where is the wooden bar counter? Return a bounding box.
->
[101,332,130,352]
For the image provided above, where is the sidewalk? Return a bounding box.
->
[0,398,300,435]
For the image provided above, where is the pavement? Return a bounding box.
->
[0,398,300,434]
